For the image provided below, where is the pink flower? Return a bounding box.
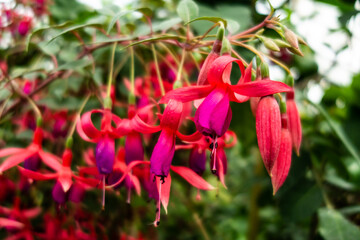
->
[286,90,302,155]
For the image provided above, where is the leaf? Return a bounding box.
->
[176,0,199,23]
[318,208,360,240]
[25,21,72,52]
[185,16,227,28]
[107,8,153,34]
[309,102,360,166]
[55,58,92,71]
[47,23,101,44]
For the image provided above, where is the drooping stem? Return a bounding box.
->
[175,48,189,86]
[151,44,165,96]
[106,42,117,102]
[66,94,90,140]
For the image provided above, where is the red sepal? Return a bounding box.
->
[171,166,215,190]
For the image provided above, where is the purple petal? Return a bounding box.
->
[23,154,41,171]
[150,129,176,177]
[195,87,232,137]
[125,132,144,165]
[52,181,67,204]
[68,182,86,203]
[189,147,207,176]
[95,136,115,174]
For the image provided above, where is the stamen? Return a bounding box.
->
[154,177,162,227]
[126,188,131,204]
[211,136,218,174]
[102,175,105,210]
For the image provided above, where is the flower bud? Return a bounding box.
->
[286,92,302,155]
[273,39,291,48]
[287,47,304,57]
[283,26,299,49]
[256,96,281,174]
[271,114,292,195]
[261,37,280,52]
[95,136,115,174]
[18,17,31,36]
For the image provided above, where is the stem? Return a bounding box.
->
[175,48,188,85]
[265,54,291,74]
[193,213,210,240]
[66,94,90,139]
[151,44,165,96]
[230,40,265,62]
[107,42,117,99]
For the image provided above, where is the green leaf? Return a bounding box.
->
[106,8,153,34]
[185,16,227,28]
[47,23,101,44]
[25,22,72,52]
[56,58,92,71]
[309,101,360,166]
[318,208,360,240]
[177,0,199,23]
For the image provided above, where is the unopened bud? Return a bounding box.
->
[297,36,308,46]
[260,61,269,78]
[287,47,304,57]
[104,96,112,109]
[261,37,280,52]
[283,26,299,49]
[173,80,183,89]
[286,75,294,87]
[273,39,291,48]
[221,38,231,55]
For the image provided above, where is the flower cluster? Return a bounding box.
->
[0,0,305,237]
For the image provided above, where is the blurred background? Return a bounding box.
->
[1,0,360,239]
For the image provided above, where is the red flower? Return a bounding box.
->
[286,90,302,155]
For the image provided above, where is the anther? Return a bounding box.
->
[209,143,214,149]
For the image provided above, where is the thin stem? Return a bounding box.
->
[230,40,265,62]
[158,42,180,66]
[66,94,90,139]
[151,44,165,96]
[130,46,135,95]
[230,48,249,67]
[175,48,189,85]
[107,42,117,99]
[266,54,291,74]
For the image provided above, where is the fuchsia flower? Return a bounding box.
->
[0,127,62,174]
[256,96,281,174]
[271,113,292,194]
[18,149,98,204]
[109,160,215,227]
[0,197,41,240]
[160,56,292,138]
[77,108,123,175]
[286,90,302,155]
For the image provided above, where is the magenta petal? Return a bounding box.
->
[23,154,41,171]
[68,183,86,203]
[95,136,115,174]
[150,130,176,177]
[52,181,67,204]
[189,147,207,175]
[125,132,144,164]
[195,87,232,137]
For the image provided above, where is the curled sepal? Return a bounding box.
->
[159,85,214,104]
[17,166,58,180]
[129,115,161,134]
[271,128,292,195]
[231,80,292,97]
[160,99,183,131]
[256,96,281,174]
[171,166,215,190]
[207,55,245,85]
[0,218,24,229]
[176,130,203,142]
